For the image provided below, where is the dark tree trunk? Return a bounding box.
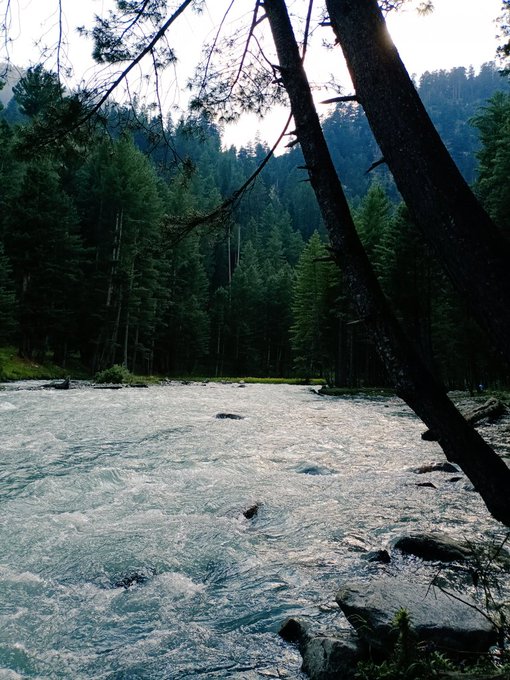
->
[325,0,510,366]
[263,0,510,526]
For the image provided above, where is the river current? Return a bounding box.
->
[0,382,505,678]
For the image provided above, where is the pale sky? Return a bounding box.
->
[2,0,504,148]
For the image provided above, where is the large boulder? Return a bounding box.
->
[215,412,244,420]
[412,462,459,474]
[301,633,363,680]
[279,617,311,649]
[391,532,471,562]
[336,577,496,657]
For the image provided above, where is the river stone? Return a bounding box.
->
[215,412,244,420]
[413,462,459,474]
[279,617,311,648]
[336,577,496,656]
[243,503,259,519]
[301,633,363,680]
[391,532,471,562]
[364,549,391,564]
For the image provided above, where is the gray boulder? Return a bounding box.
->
[301,633,363,680]
[336,577,496,656]
[413,462,459,474]
[215,412,244,420]
[279,617,311,649]
[391,532,471,562]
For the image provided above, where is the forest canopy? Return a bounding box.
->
[0,60,508,388]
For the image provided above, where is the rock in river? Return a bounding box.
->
[413,462,459,474]
[215,412,244,420]
[336,577,496,657]
[391,531,471,562]
[301,633,363,680]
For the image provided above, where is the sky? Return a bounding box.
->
[2,0,504,149]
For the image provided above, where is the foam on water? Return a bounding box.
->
[0,382,505,678]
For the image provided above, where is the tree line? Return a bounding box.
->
[0,61,508,387]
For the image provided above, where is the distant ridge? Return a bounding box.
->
[0,63,25,106]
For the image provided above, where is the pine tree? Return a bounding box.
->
[472,92,510,237]
[3,158,84,361]
[0,241,17,343]
[355,183,393,267]
[76,136,164,370]
[291,232,339,379]
[229,240,264,375]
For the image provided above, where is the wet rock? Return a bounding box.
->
[43,377,70,390]
[422,398,506,441]
[279,617,311,648]
[413,462,459,474]
[129,382,149,388]
[391,532,471,562]
[296,465,335,476]
[336,577,496,657]
[243,504,259,520]
[301,633,363,680]
[215,412,244,420]
[113,567,156,589]
[365,549,391,564]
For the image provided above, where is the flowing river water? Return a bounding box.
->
[0,382,506,678]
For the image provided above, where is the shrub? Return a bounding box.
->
[94,364,132,384]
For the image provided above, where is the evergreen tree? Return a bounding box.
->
[155,234,210,375]
[355,183,393,266]
[291,232,339,379]
[0,241,17,343]
[76,135,164,370]
[472,92,510,236]
[228,241,264,375]
[3,158,84,361]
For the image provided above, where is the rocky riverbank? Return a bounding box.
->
[278,396,510,679]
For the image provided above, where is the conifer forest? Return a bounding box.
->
[0,60,509,388]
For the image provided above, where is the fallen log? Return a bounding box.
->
[43,377,70,390]
[422,397,506,441]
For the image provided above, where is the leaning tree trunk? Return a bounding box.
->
[325,0,510,367]
[263,0,510,526]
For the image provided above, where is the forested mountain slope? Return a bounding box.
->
[0,63,508,386]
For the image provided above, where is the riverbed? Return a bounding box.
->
[0,382,505,678]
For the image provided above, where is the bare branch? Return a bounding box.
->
[302,0,315,59]
[365,157,386,174]
[320,95,358,104]
[198,0,237,94]
[228,1,264,99]
[56,0,63,80]
[90,0,195,116]
[166,112,293,243]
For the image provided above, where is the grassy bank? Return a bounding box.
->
[0,347,90,382]
[171,376,326,385]
[318,386,395,397]
[0,349,326,385]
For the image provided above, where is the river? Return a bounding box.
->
[0,382,505,678]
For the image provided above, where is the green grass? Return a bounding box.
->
[0,347,90,382]
[0,350,326,385]
[169,376,326,385]
[318,385,395,397]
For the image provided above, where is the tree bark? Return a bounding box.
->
[422,397,506,441]
[263,0,510,526]
[325,0,510,366]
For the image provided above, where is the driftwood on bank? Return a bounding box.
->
[422,397,506,441]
